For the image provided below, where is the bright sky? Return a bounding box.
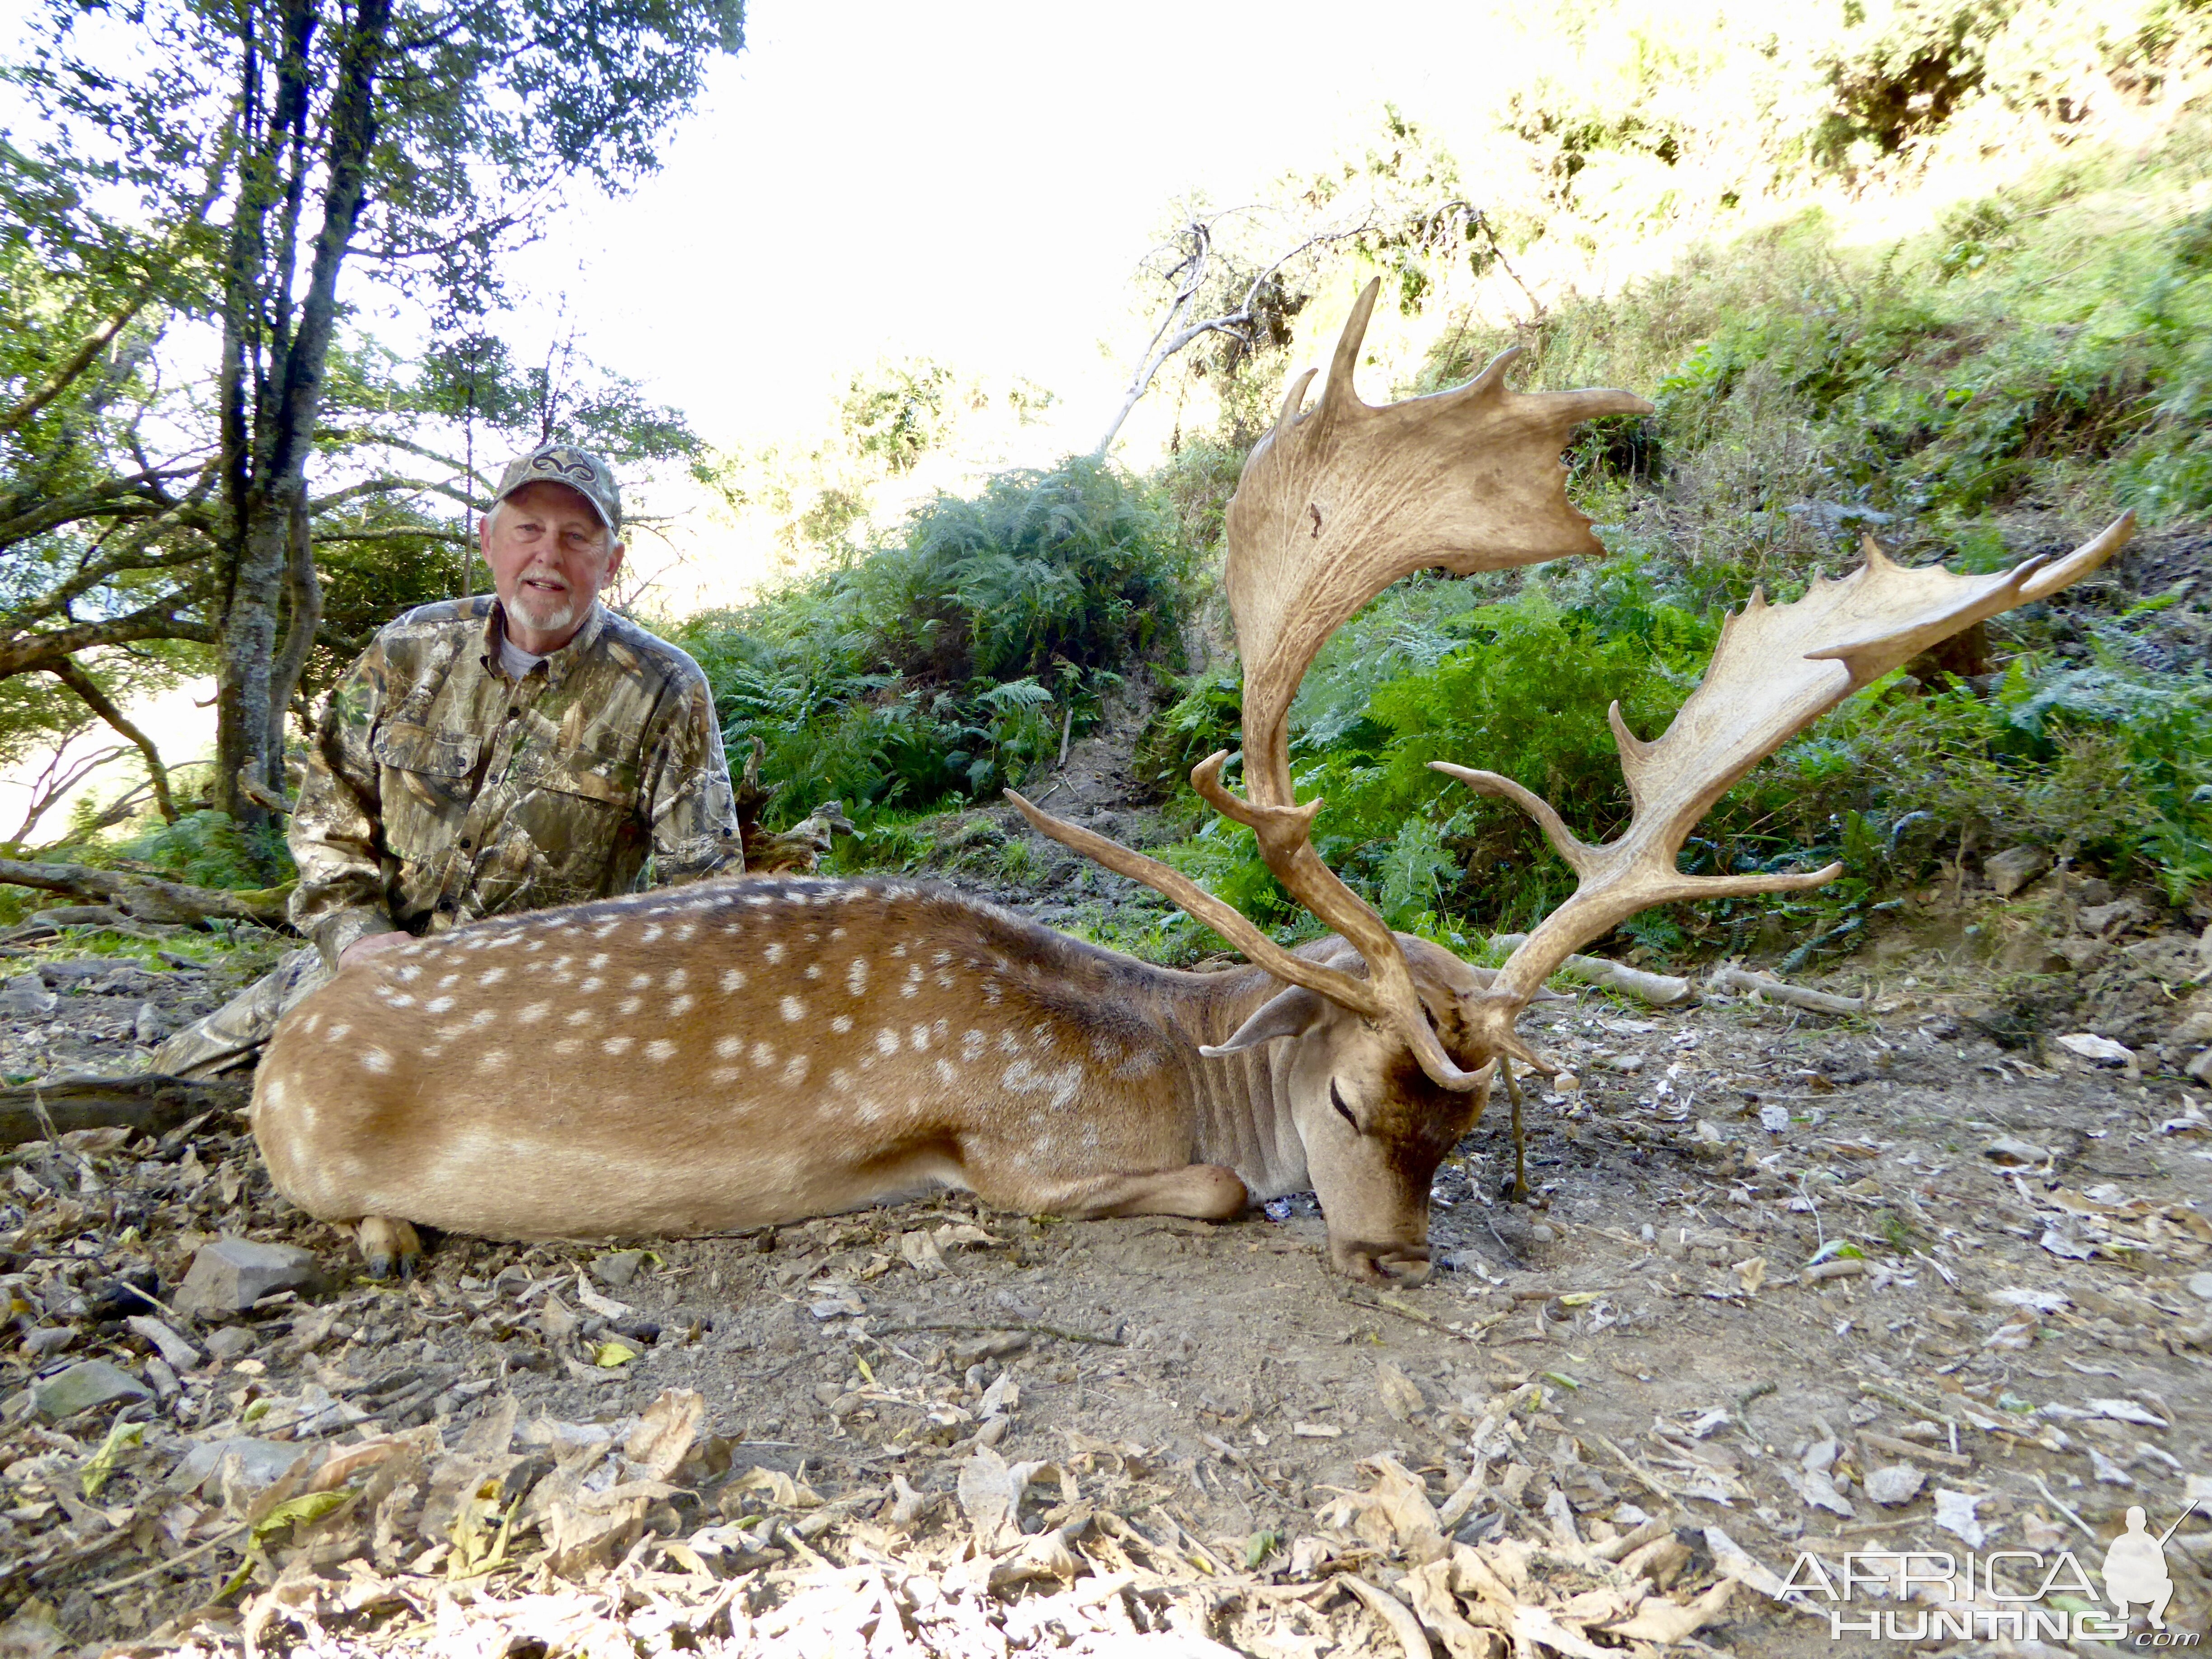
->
[548,0,1512,459]
[5,0,1528,836]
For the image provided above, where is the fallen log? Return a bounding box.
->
[1706,964,1865,1015]
[0,857,290,930]
[0,1075,250,1147]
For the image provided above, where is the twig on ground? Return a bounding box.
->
[868,1320,1124,1346]
[1708,965,1864,1015]
[88,1522,249,1593]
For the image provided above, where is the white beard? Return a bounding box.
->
[508,584,582,637]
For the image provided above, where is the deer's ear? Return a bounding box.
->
[1201,985,1331,1056]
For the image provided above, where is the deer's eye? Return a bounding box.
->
[1330,1079,1359,1132]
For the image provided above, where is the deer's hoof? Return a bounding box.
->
[1335,1242,1431,1284]
[357,1216,422,1280]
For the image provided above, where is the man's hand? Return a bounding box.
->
[338,931,411,969]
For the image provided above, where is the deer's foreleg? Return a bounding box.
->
[988,1163,1249,1223]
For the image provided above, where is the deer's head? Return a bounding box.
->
[1013,280,2130,1283]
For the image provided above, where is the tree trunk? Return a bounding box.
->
[211,0,390,832]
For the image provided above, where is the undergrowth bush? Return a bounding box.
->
[677,456,1192,828]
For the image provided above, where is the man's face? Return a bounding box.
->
[480,480,626,652]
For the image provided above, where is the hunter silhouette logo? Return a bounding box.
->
[1787,1498,2206,1643]
[2104,1504,2197,1631]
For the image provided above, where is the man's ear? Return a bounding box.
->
[478,512,494,557]
[605,540,626,585]
[1200,984,1330,1056]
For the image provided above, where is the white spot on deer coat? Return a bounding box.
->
[751,1041,775,1068]
[480,967,506,986]
[669,993,696,1017]
[765,942,786,965]
[517,1003,550,1024]
[910,1023,932,1051]
[780,995,804,1022]
[564,1009,593,1027]
[934,1058,957,1087]
[782,1054,810,1085]
[604,1036,633,1056]
[628,972,653,990]
[423,995,454,1015]
[641,924,664,942]
[721,968,747,992]
[327,1023,351,1043]
[588,953,609,970]
[477,1049,507,1071]
[438,974,459,989]
[618,995,643,1015]
[876,1027,900,1056]
[647,1038,679,1062]
[715,1034,742,1058]
[665,968,689,990]
[711,1066,740,1084]
[831,1014,852,1034]
[845,958,868,995]
[361,1048,392,1073]
[580,976,605,994]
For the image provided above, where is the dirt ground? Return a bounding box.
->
[0,701,2209,1654]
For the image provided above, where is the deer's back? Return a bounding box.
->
[251,876,1192,1238]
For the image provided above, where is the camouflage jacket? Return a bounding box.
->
[289,597,742,969]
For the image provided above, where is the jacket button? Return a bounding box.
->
[438,897,456,913]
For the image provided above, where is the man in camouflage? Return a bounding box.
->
[155,443,742,1076]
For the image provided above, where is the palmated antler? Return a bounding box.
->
[1438,513,2135,1066]
[1011,278,1651,1090]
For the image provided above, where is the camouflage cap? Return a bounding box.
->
[490,442,622,533]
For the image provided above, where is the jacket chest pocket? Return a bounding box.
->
[372,722,481,857]
[501,748,642,897]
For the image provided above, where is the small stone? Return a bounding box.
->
[2189,1049,2212,1085]
[1984,1135,2049,1167]
[2089,1448,2134,1487]
[133,1002,165,1045]
[171,1437,306,1494]
[0,978,57,1018]
[204,1327,254,1362]
[1865,1463,1925,1506]
[592,1250,646,1288]
[33,1359,150,1420]
[2188,1273,2212,1303]
[2056,1032,2132,1067]
[173,1236,321,1315]
[1605,1053,1645,1074]
[1758,1104,1792,1134]
[2079,898,2146,937]
[1985,846,2051,898]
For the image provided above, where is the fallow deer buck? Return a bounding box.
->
[252,279,2130,1282]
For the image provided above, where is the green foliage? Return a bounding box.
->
[86,809,295,890]
[678,456,1192,830]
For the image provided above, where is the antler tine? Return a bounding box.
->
[1004,787,1383,1020]
[1438,512,2134,1052]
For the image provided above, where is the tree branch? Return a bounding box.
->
[0,856,290,928]
[46,658,177,825]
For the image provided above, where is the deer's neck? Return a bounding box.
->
[1143,965,1311,1200]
